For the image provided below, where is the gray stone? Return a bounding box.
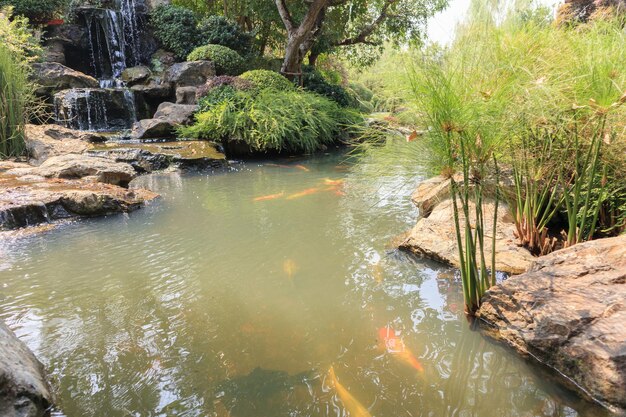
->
[0,321,53,417]
[131,119,177,140]
[121,65,152,86]
[31,63,98,98]
[176,86,198,104]
[477,235,626,413]
[166,61,216,87]
[153,102,197,125]
[24,125,107,165]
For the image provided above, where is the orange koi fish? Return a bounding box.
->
[253,192,285,202]
[294,164,310,172]
[323,178,344,186]
[286,187,320,200]
[407,131,420,142]
[328,366,373,417]
[378,327,424,373]
[371,262,384,284]
[283,259,299,279]
[265,163,291,169]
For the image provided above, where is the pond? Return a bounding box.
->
[0,150,609,417]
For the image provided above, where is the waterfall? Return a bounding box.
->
[55,3,143,132]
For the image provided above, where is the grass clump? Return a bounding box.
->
[181,89,361,154]
[187,44,244,75]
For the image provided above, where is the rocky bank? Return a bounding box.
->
[477,235,626,414]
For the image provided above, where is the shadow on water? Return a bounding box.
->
[0,150,613,417]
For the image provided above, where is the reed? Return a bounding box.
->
[0,42,29,158]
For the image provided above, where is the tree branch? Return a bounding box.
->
[334,0,398,46]
[274,0,295,33]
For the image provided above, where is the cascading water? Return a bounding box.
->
[55,3,142,132]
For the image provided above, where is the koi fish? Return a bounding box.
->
[323,178,344,186]
[253,192,285,202]
[378,327,424,373]
[328,366,373,417]
[286,187,320,200]
[407,131,420,142]
[283,259,299,279]
[371,262,384,284]
[265,163,291,169]
[294,164,310,172]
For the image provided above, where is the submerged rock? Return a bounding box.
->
[88,140,226,172]
[0,321,53,417]
[400,198,535,275]
[477,235,626,413]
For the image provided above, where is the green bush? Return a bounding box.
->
[239,70,295,92]
[150,5,199,60]
[181,89,361,154]
[302,66,355,108]
[187,44,243,75]
[0,0,65,22]
[197,16,253,56]
[198,85,237,111]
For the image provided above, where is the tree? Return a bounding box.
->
[273,0,447,77]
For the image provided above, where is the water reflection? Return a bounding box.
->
[0,151,610,417]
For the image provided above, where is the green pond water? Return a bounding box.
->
[0,150,609,417]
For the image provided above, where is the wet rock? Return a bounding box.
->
[54,88,137,131]
[131,103,197,140]
[399,198,535,274]
[122,66,152,86]
[166,61,216,87]
[176,86,198,104]
[0,177,157,230]
[0,321,53,417]
[88,140,226,172]
[31,62,98,98]
[25,125,107,165]
[411,175,459,217]
[477,235,626,413]
[8,154,136,187]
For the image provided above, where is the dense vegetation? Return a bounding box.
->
[0,8,38,158]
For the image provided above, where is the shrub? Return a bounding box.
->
[239,70,295,92]
[196,75,253,100]
[0,7,42,62]
[150,5,199,60]
[197,16,253,56]
[0,0,65,22]
[187,44,244,75]
[302,66,355,108]
[181,89,362,154]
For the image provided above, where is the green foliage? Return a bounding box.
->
[187,44,244,75]
[0,7,42,62]
[0,0,65,22]
[150,5,199,60]
[198,85,237,111]
[302,66,354,108]
[239,70,295,92]
[181,89,361,154]
[197,15,253,55]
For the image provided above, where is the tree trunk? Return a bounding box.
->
[308,50,320,67]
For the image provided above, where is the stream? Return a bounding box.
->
[0,150,609,417]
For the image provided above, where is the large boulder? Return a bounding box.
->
[8,154,136,187]
[477,235,626,413]
[54,88,137,131]
[0,321,53,417]
[166,61,216,87]
[131,102,197,139]
[31,63,98,98]
[24,125,106,165]
[121,66,152,86]
[400,198,535,275]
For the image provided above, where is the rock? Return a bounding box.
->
[130,82,172,98]
[166,61,216,87]
[0,175,158,230]
[176,86,198,104]
[150,49,176,72]
[477,235,626,413]
[399,198,535,275]
[0,321,53,417]
[131,103,197,140]
[88,140,226,172]
[411,175,458,217]
[8,154,136,187]
[31,63,98,98]
[24,125,107,165]
[153,102,197,125]
[122,65,152,86]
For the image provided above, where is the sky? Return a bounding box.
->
[426,0,562,45]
